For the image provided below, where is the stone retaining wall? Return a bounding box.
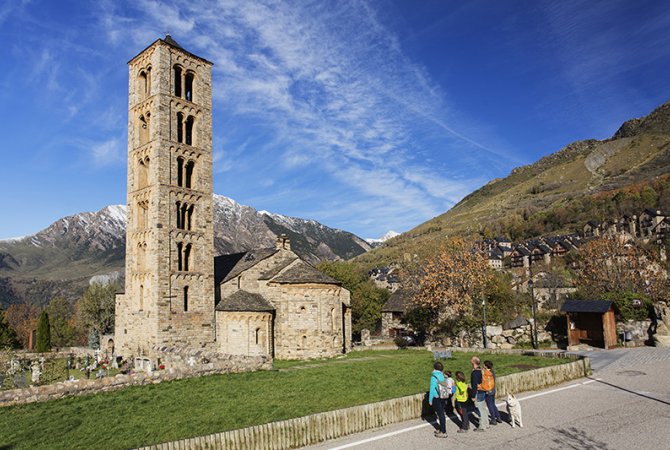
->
[0,354,270,407]
[139,353,590,450]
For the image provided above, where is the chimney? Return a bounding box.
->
[276,234,291,251]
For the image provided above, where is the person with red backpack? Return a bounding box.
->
[484,360,502,425]
[470,356,490,431]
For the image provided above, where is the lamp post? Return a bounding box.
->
[529,279,538,350]
[482,298,488,349]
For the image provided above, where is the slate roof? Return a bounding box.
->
[259,254,299,280]
[382,289,411,313]
[214,248,278,285]
[128,35,214,65]
[215,290,275,312]
[560,300,613,314]
[271,261,341,285]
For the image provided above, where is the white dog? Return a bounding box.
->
[506,393,523,428]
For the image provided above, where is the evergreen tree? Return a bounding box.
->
[35,311,51,352]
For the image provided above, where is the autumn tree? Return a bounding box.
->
[574,235,668,301]
[5,303,39,348]
[414,238,493,332]
[76,283,117,345]
[0,310,19,349]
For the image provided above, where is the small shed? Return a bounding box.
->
[560,300,617,349]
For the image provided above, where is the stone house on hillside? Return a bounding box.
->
[214,236,352,360]
[381,289,412,338]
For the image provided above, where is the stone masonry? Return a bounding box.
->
[115,36,215,358]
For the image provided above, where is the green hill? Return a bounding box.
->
[356,100,670,266]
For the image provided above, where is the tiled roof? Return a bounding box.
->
[215,290,275,312]
[214,248,278,284]
[382,289,411,313]
[560,299,613,314]
[271,261,341,285]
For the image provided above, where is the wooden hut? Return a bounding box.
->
[561,300,617,349]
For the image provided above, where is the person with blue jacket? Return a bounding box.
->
[429,361,448,438]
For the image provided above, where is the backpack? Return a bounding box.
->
[433,375,450,399]
[478,368,495,392]
[446,377,456,395]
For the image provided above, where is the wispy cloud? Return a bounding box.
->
[89,138,124,166]
[97,0,511,235]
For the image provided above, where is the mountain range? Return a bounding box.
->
[357,99,670,266]
[0,195,370,308]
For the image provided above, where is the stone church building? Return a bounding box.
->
[114,36,351,361]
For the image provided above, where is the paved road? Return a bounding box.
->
[303,348,670,450]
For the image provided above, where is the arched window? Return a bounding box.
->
[183,286,189,312]
[177,242,183,271]
[139,284,144,310]
[139,71,148,100]
[175,201,182,228]
[185,116,194,145]
[184,243,192,271]
[255,328,260,345]
[302,335,307,349]
[331,307,336,331]
[176,157,184,186]
[139,113,150,145]
[137,158,149,189]
[185,72,194,101]
[145,66,151,96]
[185,160,194,188]
[176,113,184,143]
[174,65,182,97]
[186,204,194,230]
[180,203,188,230]
[138,201,148,229]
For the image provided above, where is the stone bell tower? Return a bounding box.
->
[115,36,215,357]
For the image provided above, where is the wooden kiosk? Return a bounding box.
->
[561,300,617,349]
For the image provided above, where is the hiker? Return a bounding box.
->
[454,371,472,433]
[443,370,456,414]
[428,361,448,438]
[470,356,490,431]
[484,360,502,425]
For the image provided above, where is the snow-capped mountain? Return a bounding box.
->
[365,230,400,247]
[0,195,370,307]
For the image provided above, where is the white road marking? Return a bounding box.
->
[327,423,432,449]
[327,379,597,449]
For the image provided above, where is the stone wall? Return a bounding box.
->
[138,352,590,450]
[0,352,269,407]
[617,319,652,346]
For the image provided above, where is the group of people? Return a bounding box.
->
[428,356,502,438]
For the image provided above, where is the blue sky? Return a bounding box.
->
[1,0,669,240]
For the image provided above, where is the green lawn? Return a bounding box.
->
[0,350,566,449]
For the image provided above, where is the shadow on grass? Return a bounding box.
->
[588,377,670,406]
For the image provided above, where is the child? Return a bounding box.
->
[484,360,502,424]
[454,371,472,433]
[444,370,456,414]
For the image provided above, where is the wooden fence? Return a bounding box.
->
[139,353,590,450]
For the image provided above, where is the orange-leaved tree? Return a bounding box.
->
[413,238,493,332]
[5,303,39,349]
[575,235,668,301]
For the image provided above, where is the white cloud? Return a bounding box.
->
[90,138,124,166]
[96,0,510,235]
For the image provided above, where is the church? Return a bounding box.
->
[114,36,352,362]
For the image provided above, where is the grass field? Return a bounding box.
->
[0,349,566,449]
